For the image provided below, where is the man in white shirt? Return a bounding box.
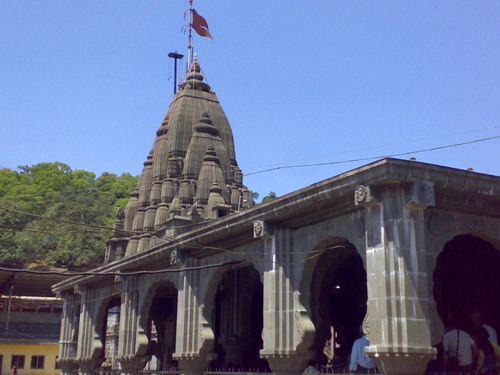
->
[471,311,498,343]
[441,319,481,373]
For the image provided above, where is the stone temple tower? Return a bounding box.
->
[105,57,251,263]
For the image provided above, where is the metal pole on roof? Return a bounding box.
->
[6,283,14,335]
[168,52,184,94]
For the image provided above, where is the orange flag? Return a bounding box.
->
[191,9,213,40]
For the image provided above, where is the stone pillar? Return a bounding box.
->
[75,285,105,375]
[58,291,80,375]
[117,276,149,374]
[174,258,215,375]
[355,183,436,375]
[257,222,313,374]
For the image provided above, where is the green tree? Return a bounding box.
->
[261,191,278,203]
[0,163,139,269]
[249,190,259,205]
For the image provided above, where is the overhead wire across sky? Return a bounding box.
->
[241,125,500,173]
[1,131,498,237]
[244,134,500,176]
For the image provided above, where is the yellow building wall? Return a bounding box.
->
[0,343,60,375]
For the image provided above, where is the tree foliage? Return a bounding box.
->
[261,191,278,203]
[0,163,139,270]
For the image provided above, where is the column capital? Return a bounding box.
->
[261,351,311,373]
[117,356,150,374]
[406,180,435,209]
[58,360,78,374]
[175,354,216,375]
[366,346,436,375]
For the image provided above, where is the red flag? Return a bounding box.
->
[191,9,213,40]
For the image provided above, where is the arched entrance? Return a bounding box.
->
[433,235,500,331]
[101,297,121,370]
[309,240,367,368]
[211,264,269,371]
[146,282,178,371]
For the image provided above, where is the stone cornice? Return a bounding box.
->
[52,158,500,293]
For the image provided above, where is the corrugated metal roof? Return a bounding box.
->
[0,270,66,297]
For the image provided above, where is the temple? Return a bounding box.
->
[53,57,500,375]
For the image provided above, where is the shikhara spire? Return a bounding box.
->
[107,56,249,261]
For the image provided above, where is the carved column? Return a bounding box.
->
[117,275,150,374]
[75,285,105,375]
[174,258,215,375]
[58,291,80,375]
[356,183,436,375]
[257,222,313,374]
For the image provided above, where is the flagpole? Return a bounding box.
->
[188,0,193,68]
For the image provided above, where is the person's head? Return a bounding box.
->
[443,318,456,330]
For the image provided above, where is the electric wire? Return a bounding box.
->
[0,325,51,341]
[1,134,498,273]
[0,260,243,277]
[244,135,500,177]
[241,125,500,173]
[0,206,129,234]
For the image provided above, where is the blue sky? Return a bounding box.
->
[1,1,499,199]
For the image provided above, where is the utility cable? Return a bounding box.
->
[0,260,243,277]
[241,125,500,173]
[244,135,500,177]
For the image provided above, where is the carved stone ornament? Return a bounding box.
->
[354,185,378,207]
[73,284,86,295]
[408,181,435,208]
[253,220,273,239]
[170,249,178,265]
[114,274,126,284]
[253,220,263,238]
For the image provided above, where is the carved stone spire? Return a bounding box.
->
[197,145,227,205]
[107,59,251,262]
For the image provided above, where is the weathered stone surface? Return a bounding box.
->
[53,58,500,375]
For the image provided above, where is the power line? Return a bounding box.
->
[0,206,125,234]
[241,125,500,173]
[244,135,500,177]
[0,260,243,277]
[2,134,498,268]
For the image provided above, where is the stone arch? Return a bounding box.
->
[300,236,368,367]
[433,234,500,333]
[138,278,178,370]
[203,261,269,372]
[92,293,121,370]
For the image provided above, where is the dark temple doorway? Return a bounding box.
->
[310,240,368,368]
[147,282,178,371]
[433,235,500,333]
[211,264,269,372]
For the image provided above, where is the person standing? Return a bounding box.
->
[471,311,498,344]
[441,319,481,373]
[349,334,378,373]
